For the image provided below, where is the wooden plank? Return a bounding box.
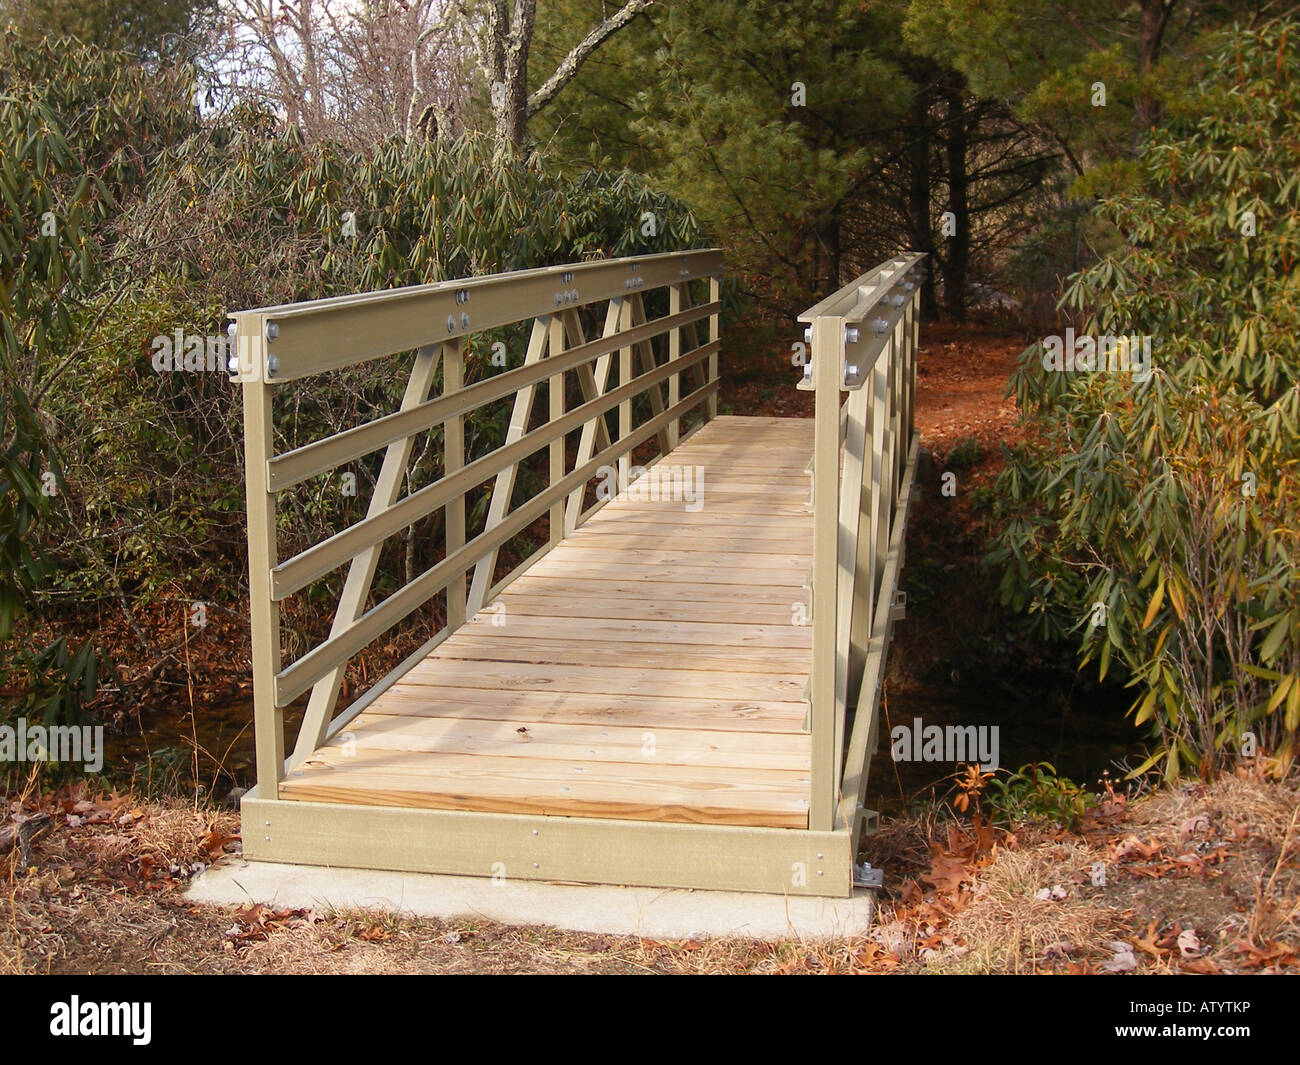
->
[499,575,808,606]
[245,796,851,896]
[563,529,813,555]
[370,684,808,732]
[597,499,812,516]
[492,594,806,626]
[317,712,809,770]
[584,508,812,527]
[460,612,810,648]
[402,657,808,703]
[524,546,812,569]
[279,747,810,828]
[519,559,808,587]
[436,634,810,673]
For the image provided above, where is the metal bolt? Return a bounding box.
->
[264,821,270,826]
[533,862,539,868]
[845,326,860,344]
[266,355,279,375]
[804,327,812,344]
[555,293,564,306]
[874,318,889,336]
[265,322,278,340]
[532,829,538,835]
[446,314,456,333]
[816,853,823,859]
[460,311,470,328]
[846,364,859,378]
[226,322,237,338]
[892,293,905,307]
[802,363,813,380]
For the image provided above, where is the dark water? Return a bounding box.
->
[860,684,1146,817]
[103,697,306,799]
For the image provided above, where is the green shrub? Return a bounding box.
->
[987,21,1300,779]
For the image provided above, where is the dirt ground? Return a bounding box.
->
[3,765,1295,975]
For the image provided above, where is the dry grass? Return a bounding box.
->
[864,765,1299,974]
[3,767,1296,974]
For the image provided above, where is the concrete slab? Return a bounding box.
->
[186,858,874,941]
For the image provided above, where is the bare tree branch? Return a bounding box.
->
[526,0,654,118]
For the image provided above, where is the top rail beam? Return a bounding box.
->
[233,249,723,383]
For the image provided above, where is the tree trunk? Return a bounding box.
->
[941,77,969,321]
[1135,0,1174,134]
[907,85,939,321]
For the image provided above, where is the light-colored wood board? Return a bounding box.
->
[522,546,812,570]
[280,748,810,827]
[369,684,808,732]
[493,593,807,626]
[561,529,813,555]
[516,559,809,587]
[491,575,807,607]
[436,634,809,674]
[243,796,854,897]
[596,499,813,518]
[318,711,810,770]
[459,612,811,648]
[404,656,808,702]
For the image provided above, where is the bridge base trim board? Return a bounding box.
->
[240,796,855,897]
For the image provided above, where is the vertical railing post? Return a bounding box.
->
[444,338,466,629]
[618,297,633,489]
[707,275,720,421]
[548,316,566,546]
[809,312,843,831]
[238,315,284,796]
[667,283,683,449]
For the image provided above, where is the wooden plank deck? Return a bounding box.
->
[279,416,816,828]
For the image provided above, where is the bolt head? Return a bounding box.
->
[265,322,278,340]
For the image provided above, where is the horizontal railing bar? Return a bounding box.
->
[270,338,719,600]
[267,301,718,492]
[797,253,923,326]
[243,250,723,382]
[796,260,894,323]
[273,377,719,706]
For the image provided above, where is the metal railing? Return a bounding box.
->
[232,250,724,796]
[799,253,925,841]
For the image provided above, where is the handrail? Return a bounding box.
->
[234,252,723,794]
[800,253,925,838]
